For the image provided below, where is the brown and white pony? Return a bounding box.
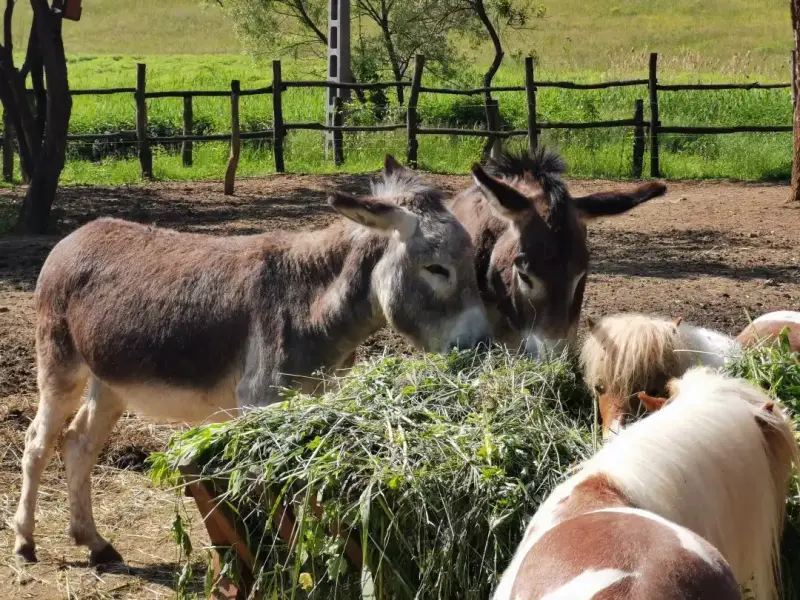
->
[494,367,798,600]
[581,310,800,435]
[12,157,492,566]
[449,147,666,356]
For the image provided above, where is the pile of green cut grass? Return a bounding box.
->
[724,330,800,599]
[149,349,594,599]
[149,337,800,599]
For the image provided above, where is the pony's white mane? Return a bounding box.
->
[587,367,798,600]
[580,313,741,398]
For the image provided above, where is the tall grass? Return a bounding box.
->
[11,54,791,185]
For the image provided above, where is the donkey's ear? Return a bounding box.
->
[637,391,668,413]
[471,163,531,221]
[573,182,667,220]
[383,154,405,175]
[328,192,418,239]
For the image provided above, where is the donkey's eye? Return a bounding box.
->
[517,271,533,287]
[424,264,450,279]
[594,384,605,395]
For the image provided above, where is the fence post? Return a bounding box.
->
[272,60,285,173]
[2,109,13,182]
[648,52,660,177]
[406,54,425,168]
[332,96,344,166]
[632,99,645,178]
[182,95,193,167]
[224,80,241,196]
[488,100,502,159]
[793,50,798,110]
[135,63,153,180]
[524,56,538,153]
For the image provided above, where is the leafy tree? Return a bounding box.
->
[212,0,543,107]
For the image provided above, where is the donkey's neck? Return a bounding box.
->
[677,323,741,368]
[283,221,389,366]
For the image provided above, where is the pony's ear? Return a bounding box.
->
[637,391,668,413]
[383,154,405,175]
[471,163,532,222]
[673,316,683,328]
[328,192,418,239]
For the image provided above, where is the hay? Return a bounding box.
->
[150,349,594,599]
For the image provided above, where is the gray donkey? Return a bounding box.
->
[13,156,491,566]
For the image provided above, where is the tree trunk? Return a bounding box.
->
[792,0,800,201]
[473,0,503,159]
[17,0,71,233]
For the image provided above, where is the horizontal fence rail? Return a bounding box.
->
[1,52,794,186]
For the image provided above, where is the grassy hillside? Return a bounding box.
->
[9,0,792,76]
[2,0,794,184]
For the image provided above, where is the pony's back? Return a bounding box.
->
[587,368,797,600]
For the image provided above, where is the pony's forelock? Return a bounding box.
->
[580,314,685,397]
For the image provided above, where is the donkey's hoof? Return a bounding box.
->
[15,543,38,565]
[89,543,123,566]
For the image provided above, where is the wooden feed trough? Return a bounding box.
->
[178,460,364,600]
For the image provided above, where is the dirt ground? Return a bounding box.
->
[0,174,798,598]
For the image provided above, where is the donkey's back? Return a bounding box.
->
[37,217,270,393]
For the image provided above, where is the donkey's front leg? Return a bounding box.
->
[63,377,126,565]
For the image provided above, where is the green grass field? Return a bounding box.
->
[4,0,796,184]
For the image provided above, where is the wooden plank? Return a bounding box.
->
[418,85,525,95]
[524,57,537,152]
[67,131,137,141]
[648,52,660,178]
[283,80,410,90]
[284,122,403,132]
[406,54,425,167]
[24,87,136,96]
[632,99,645,178]
[416,127,527,137]
[182,95,193,167]
[658,82,790,91]
[793,0,800,202]
[535,79,649,89]
[332,96,344,166]
[149,131,274,143]
[178,463,257,600]
[2,109,12,182]
[135,63,153,180]
[146,90,230,98]
[272,60,285,173]
[658,125,793,134]
[224,80,241,195]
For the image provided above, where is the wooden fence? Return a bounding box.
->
[2,52,794,192]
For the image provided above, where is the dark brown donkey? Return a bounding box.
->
[13,157,491,566]
[449,147,666,355]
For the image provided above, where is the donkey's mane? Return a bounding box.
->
[587,367,797,600]
[371,168,445,210]
[485,146,568,207]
